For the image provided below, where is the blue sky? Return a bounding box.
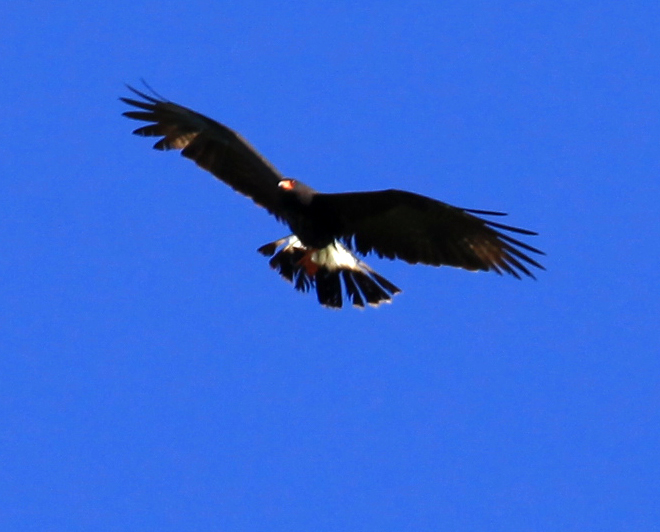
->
[2,1,659,531]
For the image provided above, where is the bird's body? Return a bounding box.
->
[121,86,544,308]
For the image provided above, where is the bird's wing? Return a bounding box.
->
[121,86,284,217]
[317,189,545,278]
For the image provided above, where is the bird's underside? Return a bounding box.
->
[121,84,545,309]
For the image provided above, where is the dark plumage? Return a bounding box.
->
[121,85,545,308]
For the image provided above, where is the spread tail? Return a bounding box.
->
[258,236,401,308]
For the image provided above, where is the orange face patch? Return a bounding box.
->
[278,179,295,190]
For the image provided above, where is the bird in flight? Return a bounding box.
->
[121,86,544,308]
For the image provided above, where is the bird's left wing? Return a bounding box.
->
[316,189,545,279]
[121,86,285,217]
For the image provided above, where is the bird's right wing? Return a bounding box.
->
[121,86,285,218]
[317,189,545,279]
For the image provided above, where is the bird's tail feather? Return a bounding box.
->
[258,236,401,308]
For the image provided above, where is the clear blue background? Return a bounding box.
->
[2,2,659,531]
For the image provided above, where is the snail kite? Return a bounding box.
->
[121,86,544,308]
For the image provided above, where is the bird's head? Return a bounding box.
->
[278,178,317,204]
[278,178,297,191]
